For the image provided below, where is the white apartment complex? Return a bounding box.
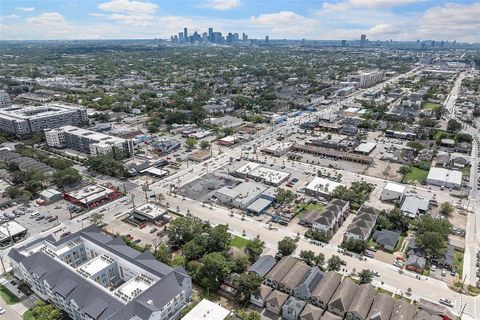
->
[0,103,88,135]
[359,70,385,88]
[45,125,134,156]
[8,226,192,320]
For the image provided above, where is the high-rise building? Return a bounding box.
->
[178,32,184,43]
[360,34,367,47]
[208,27,213,42]
[265,35,270,45]
[242,33,248,41]
[183,27,188,43]
[341,40,347,47]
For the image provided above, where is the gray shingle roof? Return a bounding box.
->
[347,283,376,319]
[248,255,277,277]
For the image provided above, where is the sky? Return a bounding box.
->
[0,0,479,42]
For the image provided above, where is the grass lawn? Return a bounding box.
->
[23,310,33,320]
[462,165,471,178]
[394,236,406,252]
[424,102,441,110]
[454,250,464,278]
[0,285,20,304]
[296,203,324,219]
[403,167,429,184]
[230,236,251,249]
[433,129,455,141]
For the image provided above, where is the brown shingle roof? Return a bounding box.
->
[300,304,323,320]
[311,272,342,303]
[328,277,358,313]
[347,283,376,319]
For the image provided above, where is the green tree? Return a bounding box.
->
[245,237,264,262]
[198,252,233,290]
[416,231,448,258]
[236,309,262,320]
[376,207,410,235]
[299,250,316,266]
[52,167,82,188]
[207,224,232,253]
[447,119,462,132]
[358,269,373,284]
[30,300,62,320]
[327,255,342,271]
[183,239,206,261]
[232,255,250,273]
[166,216,207,248]
[440,202,454,216]
[398,166,411,176]
[234,272,263,304]
[89,212,104,226]
[276,188,295,204]
[314,253,325,267]
[278,237,297,256]
[154,243,172,265]
[185,137,198,150]
[200,140,210,150]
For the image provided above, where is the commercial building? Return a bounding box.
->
[8,226,192,320]
[0,104,88,135]
[263,141,294,157]
[182,299,231,320]
[380,183,406,203]
[304,177,344,199]
[215,181,271,211]
[0,221,28,247]
[45,125,134,156]
[38,188,63,205]
[354,142,376,155]
[64,184,122,209]
[128,203,168,224]
[0,148,54,175]
[235,162,290,186]
[401,195,429,218]
[0,90,11,108]
[426,167,463,189]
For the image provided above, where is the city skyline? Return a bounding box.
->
[0,0,479,42]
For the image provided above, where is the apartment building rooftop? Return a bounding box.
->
[0,104,84,121]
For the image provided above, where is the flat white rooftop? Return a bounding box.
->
[0,221,27,241]
[248,166,290,185]
[116,276,152,300]
[67,184,116,203]
[355,142,377,154]
[182,299,231,320]
[384,182,406,194]
[235,162,261,175]
[305,176,343,194]
[80,255,111,276]
[0,104,83,121]
[263,141,294,152]
[133,203,167,219]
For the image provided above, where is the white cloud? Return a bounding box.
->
[26,12,68,26]
[0,24,10,32]
[96,0,158,26]
[202,0,241,11]
[0,14,20,21]
[99,0,158,14]
[323,0,420,11]
[415,2,480,42]
[251,11,318,35]
[16,7,35,12]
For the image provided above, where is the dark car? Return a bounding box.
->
[278,220,289,226]
[60,232,71,239]
[150,228,158,234]
[133,239,141,244]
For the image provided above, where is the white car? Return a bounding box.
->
[393,260,403,267]
[0,307,5,314]
[439,298,454,307]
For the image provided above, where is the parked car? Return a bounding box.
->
[278,220,289,226]
[363,251,374,258]
[441,269,447,276]
[150,228,158,234]
[138,223,146,229]
[133,239,141,244]
[60,232,71,239]
[0,307,5,315]
[430,265,437,272]
[393,260,403,267]
[439,298,454,307]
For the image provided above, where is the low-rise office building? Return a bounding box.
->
[426,167,463,189]
[8,226,192,320]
